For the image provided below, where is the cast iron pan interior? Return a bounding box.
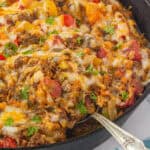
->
[4,1,150,150]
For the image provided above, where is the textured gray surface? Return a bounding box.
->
[95,95,150,150]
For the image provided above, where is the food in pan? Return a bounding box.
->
[0,0,150,148]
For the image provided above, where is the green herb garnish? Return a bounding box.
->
[46,16,55,25]
[39,37,46,45]
[76,51,84,57]
[76,37,83,45]
[90,92,97,102]
[5,42,18,52]
[20,86,30,100]
[5,117,14,126]
[48,30,59,36]
[121,91,129,101]
[113,42,123,51]
[3,42,18,57]
[86,65,99,75]
[76,19,81,26]
[27,126,38,137]
[76,100,87,115]
[103,25,115,35]
[22,50,33,55]
[31,115,42,123]
[100,70,106,76]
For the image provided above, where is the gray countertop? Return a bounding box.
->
[95,95,150,150]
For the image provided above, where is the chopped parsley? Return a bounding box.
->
[86,65,99,75]
[76,37,84,45]
[76,19,81,26]
[100,70,106,76]
[90,92,97,102]
[48,30,59,35]
[22,50,33,55]
[121,91,129,101]
[27,126,38,137]
[76,100,87,115]
[39,36,47,45]
[3,42,18,57]
[76,51,84,57]
[5,117,14,126]
[31,115,42,123]
[20,86,30,100]
[103,25,115,35]
[113,42,123,51]
[46,16,55,25]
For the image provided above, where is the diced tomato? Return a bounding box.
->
[0,137,17,148]
[129,40,142,62]
[14,37,20,46]
[131,79,144,96]
[19,4,25,10]
[97,48,107,58]
[53,36,64,45]
[90,0,100,3]
[63,14,75,27]
[0,54,6,61]
[44,77,62,98]
[118,95,135,109]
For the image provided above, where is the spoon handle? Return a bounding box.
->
[92,112,148,150]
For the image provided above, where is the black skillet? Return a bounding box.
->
[5,0,150,150]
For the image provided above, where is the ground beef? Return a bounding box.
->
[18,12,38,23]
[14,56,29,69]
[18,32,40,46]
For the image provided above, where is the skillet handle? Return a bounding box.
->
[92,113,148,150]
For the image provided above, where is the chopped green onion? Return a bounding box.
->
[27,126,38,137]
[20,86,30,100]
[86,65,99,75]
[76,100,87,115]
[5,117,14,126]
[90,92,97,102]
[103,25,115,35]
[46,17,55,25]
[76,51,84,57]
[22,50,33,55]
[31,115,42,123]
[121,91,129,101]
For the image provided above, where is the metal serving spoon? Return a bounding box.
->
[84,112,148,150]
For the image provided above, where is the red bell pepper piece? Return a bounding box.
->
[0,137,17,148]
[0,54,6,60]
[91,0,100,3]
[63,14,75,27]
[43,77,62,98]
[128,40,142,62]
[97,48,107,58]
[118,95,135,109]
